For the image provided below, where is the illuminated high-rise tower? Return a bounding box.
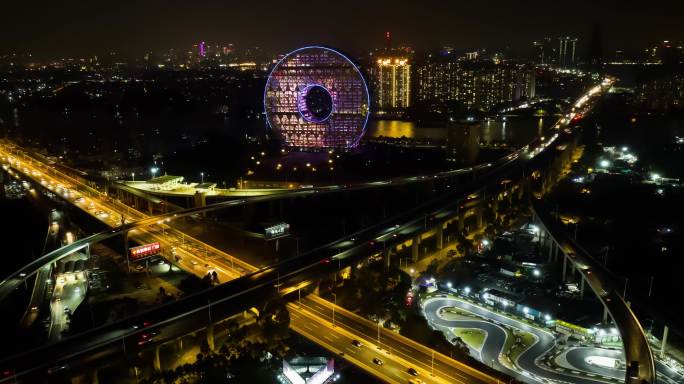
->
[558,37,578,67]
[373,56,411,113]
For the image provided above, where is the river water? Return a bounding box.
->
[367,116,552,147]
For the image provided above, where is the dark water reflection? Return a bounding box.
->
[367,117,551,148]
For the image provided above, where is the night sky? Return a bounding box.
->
[1,0,682,57]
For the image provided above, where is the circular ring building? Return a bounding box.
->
[264,46,370,150]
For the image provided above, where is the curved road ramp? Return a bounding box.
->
[531,202,657,384]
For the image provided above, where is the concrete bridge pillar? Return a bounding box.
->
[603,306,609,323]
[176,337,183,354]
[562,254,568,282]
[547,238,554,262]
[580,276,585,298]
[435,223,444,250]
[661,326,669,358]
[475,206,484,229]
[206,323,215,351]
[553,244,559,263]
[570,262,576,279]
[491,198,500,221]
[194,191,207,214]
[153,345,161,371]
[411,235,421,262]
[383,247,392,269]
[123,231,130,271]
[457,209,465,232]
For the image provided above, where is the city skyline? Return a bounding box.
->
[1,3,684,384]
[1,0,683,57]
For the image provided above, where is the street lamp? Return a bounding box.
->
[131,172,135,181]
[200,172,204,184]
[623,277,629,299]
[648,276,654,298]
[150,167,159,178]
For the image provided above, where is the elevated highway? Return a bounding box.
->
[0,138,527,382]
[531,202,657,384]
[0,80,632,384]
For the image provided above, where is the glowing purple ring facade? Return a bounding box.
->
[264,46,370,149]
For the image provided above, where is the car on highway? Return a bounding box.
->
[407,368,419,376]
[372,357,383,366]
[137,337,154,347]
[140,330,159,339]
[47,364,69,374]
[351,339,363,348]
[130,320,153,330]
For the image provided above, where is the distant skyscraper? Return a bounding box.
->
[533,38,554,65]
[415,52,459,109]
[199,41,206,57]
[415,55,535,113]
[373,55,412,112]
[558,37,578,67]
[588,24,604,70]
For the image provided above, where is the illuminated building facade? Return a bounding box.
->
[415,53,459,108]
[281,357,335,384]
[637,73,684,109]
[264,46,370,149]
[533,37,554,65]
[373,56,411,112]
[415,56,535,112]
[558,37,578,67]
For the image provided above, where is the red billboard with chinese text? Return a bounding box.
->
[129,242,161,261]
